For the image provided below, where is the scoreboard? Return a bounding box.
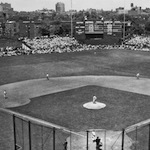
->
[104,21,123,35]
[76,20,123,35]
[75,21,85,40]
[75,20,124,41]
[112,21,122,33]
[104,21,113,35]
[85,21,104,34]
[75,21,85,35]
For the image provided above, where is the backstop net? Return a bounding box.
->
[110,120,150,150]
[124,120,150,150]
[87,122,150,150]
[87,129,124,150]
[0,108,150,150]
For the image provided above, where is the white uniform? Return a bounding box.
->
[92,131,96,141]
[4,90,7,99]
[93,96,97,104]
[46,73,49,80]
[136,73,140,79]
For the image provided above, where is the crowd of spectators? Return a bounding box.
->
[124,35,150,51]
[24,36,90,54]
[0,35,150,57]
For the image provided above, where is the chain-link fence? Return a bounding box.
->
[9,109,86,150]
[87,125,150,150]
[14,116,72,150]
[125,124,150,150]
[1,108,150,150]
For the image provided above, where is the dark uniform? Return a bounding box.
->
[63,140,67,150]
[93,137,102,150]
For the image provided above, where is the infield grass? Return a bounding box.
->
[10,85,150,131]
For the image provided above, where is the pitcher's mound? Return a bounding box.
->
[83,102,106,109]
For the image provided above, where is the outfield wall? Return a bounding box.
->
[0,38,22,48]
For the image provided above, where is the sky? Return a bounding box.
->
[0,0,150,11]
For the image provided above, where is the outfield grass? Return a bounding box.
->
[0,49,150,150]
[0,49,150,85]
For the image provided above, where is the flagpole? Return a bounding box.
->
[70,0,73,38]
[123,0,126,43]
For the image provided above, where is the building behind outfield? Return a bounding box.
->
[55,2,65,14]
[75,20,130,45]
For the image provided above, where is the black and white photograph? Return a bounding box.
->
[0,0,150,150]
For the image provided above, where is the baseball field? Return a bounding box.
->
[0,49,150,150]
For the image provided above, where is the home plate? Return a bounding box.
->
[83,102,106,110]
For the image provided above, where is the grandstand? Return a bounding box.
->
[0,35,150,57]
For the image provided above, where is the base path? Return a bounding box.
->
[0,75,150,108]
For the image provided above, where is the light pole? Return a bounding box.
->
[70,0,73,38]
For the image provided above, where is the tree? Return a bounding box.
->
[145,21,150,32]
[117,14,132,22]
[61,23,70,35]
